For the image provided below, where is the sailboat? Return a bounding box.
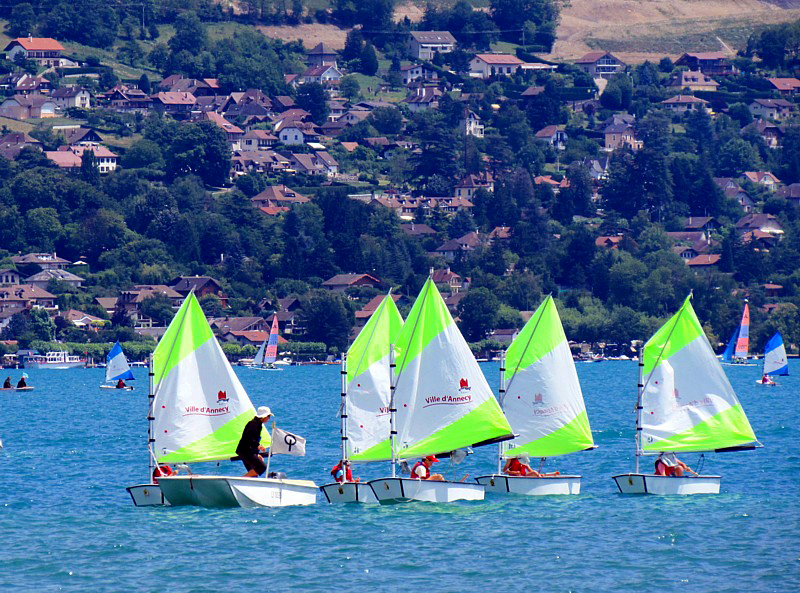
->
[250,315,283,370]
[721,302,756,366]
[367,277,513,503]
[757,332,789,386]
[100,341,135,390]
[613,295,759,495]
[320,293,403,504]
[126,292,318,508]
[476,295,595,495]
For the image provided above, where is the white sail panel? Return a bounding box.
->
[346,351,393,459]
[764,332,789,376]
[105,341,134,382]
[503,340,593,457]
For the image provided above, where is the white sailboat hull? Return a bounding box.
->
[100,385,135,391]
[127,483,169,506]
[157,475,318,508]
[320,481,378,504]
[475,474,581,495]
[367,478,484,503]
[612,473,721,495]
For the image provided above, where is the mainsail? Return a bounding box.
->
[346,294,404,462]
[503,296,594,458]
[734,303,750,359]
[721,327,738,363]
[152,293,269,463]
[763,332,789,376]
[105,341,134,382]
[641,296,757,454]
[393,278,512,459]
[265,315,280,364]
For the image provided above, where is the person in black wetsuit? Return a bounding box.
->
[3,377,11,388]
[16,377,26,388]
[236,406,272,477]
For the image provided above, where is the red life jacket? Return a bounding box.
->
[152,465,173,484]
[330,462,353,483]
[507,458,525,475]
[411,461,429,480]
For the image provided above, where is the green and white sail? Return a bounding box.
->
[152,293,269,463]
[503,295,594,458]
[393,277,512,459]
[640,295,757,454]
[346,294,404,462]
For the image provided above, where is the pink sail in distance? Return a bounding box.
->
[265,315,280,363]
[734,303,750,360]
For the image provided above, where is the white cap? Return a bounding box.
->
[256,406,272,419]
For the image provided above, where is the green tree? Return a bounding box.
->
[295,82,329,125]
[360,42,379,76]
[300,290,353,351]
[168,11,208,55]
[29,308,56,342]
[458,287,500,341]
[138,73,152,94]
[80,149,100,185]
[25,208,62,252]
[199,294,223,317]
[368,106,403,135]
[139,293,175,326]
[167,121,231,187]
[716,138,761,177]
[339,75,361,101]
[8,3,37,38]
[121,139,165,170]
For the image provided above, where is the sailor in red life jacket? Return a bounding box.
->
[152,464,178,484]
[503,455,560,478]
[330,459,360,483]
[410,455,445,481]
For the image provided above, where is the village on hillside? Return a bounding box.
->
[1,2,799,363]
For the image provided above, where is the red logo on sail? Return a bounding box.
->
[217,390,228,402]
[534,393,543,405]
[459,378,471,391]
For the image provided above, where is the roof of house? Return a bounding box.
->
[66,145,117,159]
[5,37,64,51]
[62,309,103,325]
[595,235,623,248]
[742,171,781,184]
[431,268,462,283]
[321,273,382,287]
[409,31,456,44]
[521,85,545,97]
[399,222,436,236]
[252,185,309,204]
[211,316,266,332]
[678,51,729,61]
[768,77,800,91]
[777,183,800,199]
[123,285,183,302]
[204,111,243,134]
[751,98,794,108]
[95,297,118,310]
[736,213,783,229]
[11,253,70,266]
[25,269,85,282]
[0,283,55,300]
[170,275,223,294]
[668,71,719,88]
[575,51,622,64]
[684,216,714,230]
[340,141,359,152]
[661,94,709,105]
[308,42,338,55]
[45,151,82,168]
[152,92,196,105]
[535,124,560,138]
[686,254,721,266]
[473,53,524,65]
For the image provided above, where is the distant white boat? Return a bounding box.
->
[26,351,85,369]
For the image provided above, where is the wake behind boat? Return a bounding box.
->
[127,292,316,508]
[612,295,759,495]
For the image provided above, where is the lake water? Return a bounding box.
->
[1,361,797,592]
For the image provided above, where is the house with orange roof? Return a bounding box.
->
[469,54,524,79]
[685,254,721,274]
[767,77,800,97]
[4,37,65,67]
[202,111,244,150]
[150,92,196,118]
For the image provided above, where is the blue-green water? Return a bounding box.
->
[1,362,798,592]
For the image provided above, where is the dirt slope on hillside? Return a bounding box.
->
[551,0,800,62]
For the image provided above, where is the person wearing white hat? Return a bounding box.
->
[236,406,272,477]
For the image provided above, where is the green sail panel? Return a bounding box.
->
[502,296,594,457]
[153,293,269,463]
[346,294,404,462]
[640,297,757,454]
[393,278,512,457]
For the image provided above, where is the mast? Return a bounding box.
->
[497,348,506,474]
[389,344,397,478]
[635,345,644,474]
[147,355,155,480]
[340,355,348,464]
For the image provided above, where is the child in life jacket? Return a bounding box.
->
[330,459,359,483]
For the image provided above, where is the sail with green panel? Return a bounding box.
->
[503,295,594,458]
[640,295,757,454]
[346,294,404,462]
[393,277,512,459]
[153,293,269,463]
